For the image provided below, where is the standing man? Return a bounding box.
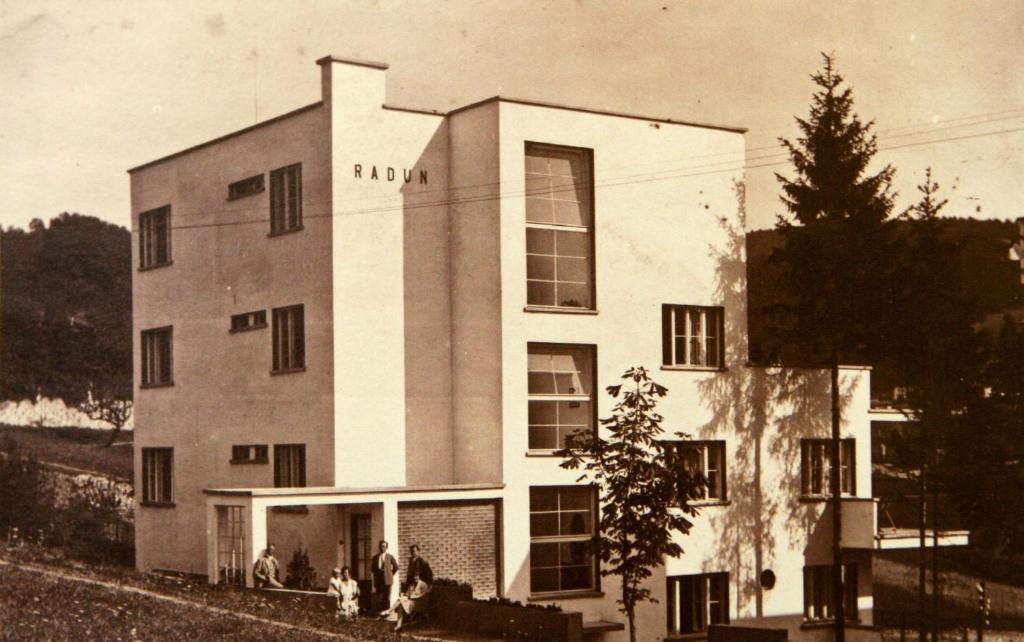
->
[371,540,399,613]
[253,543,283,588]
[404,544,433,592]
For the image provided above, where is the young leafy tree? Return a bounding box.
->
[79,383,133,447]
[557,367,704,642]
[772,53,896,640]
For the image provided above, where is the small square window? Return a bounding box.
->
[667,572,729,633]
[666,440,727,502]
[662,305,724,369]
[801,439,856,498]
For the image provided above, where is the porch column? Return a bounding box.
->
[383,498,400,603]
[246,499,268,589]
[205,500,219,585]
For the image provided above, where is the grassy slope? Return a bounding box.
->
[0,424,132,480]
[0,564,325,642]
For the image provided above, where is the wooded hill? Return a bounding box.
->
[1,214,131,404]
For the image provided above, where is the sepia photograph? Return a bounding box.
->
[1,1,1022,640]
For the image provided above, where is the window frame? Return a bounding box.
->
[666,440,728,504]
[140,326,174,388]
[273,443,306,488]
[138,205,172,270]
[228,174,265,201]
[269,163,303,236]
[662,304,725,370]
[230,444,269,464]
[803,563,858,622]
[230,310,267,333]
[800,438,856,499]
[271,305,305,373]
[666,572,730,634]
[524,142,596,312]
[526,343,597,453]
[528,485,599,596]
[141,447,174,506]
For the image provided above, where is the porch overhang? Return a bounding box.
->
[203,483,505,589]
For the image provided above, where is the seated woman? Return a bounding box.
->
[327,567,360,620]
[379,571,431,631]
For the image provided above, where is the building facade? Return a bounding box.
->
[130,56,880,641]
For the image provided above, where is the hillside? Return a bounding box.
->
[1,214,131,404]
[746,217,1021,366]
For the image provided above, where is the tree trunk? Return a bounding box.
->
[918,430,928,642]
[931,449,940,642]
[831,364,845,642]
[105,424,122,447]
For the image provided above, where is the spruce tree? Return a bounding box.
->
[773,53,896,641]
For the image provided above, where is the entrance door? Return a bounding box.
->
[350,513,372,612]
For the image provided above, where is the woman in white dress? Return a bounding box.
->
[379,571,431,631]
[327,567,360,619]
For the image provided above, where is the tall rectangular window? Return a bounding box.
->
[804,563,858,621]
[141,326,173,387]
[667,441,727,502]
[272,305,305,372]
[139,205,171,269]
[270,163,302,234]
[662,305,724,369]
[667,572,729,633]
[529,486,596,594]
[525,143,594,310]
[527,344,594,451]
[142,447,173,504]
[274,444,306,487]
[801,439,856,497]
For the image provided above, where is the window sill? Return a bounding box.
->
[271,505,309,514]
[665,633,710,641]
[528,589,603,602]
[141,501,176,508]
[523,306,598,315]
[270,367,306,376]
[525,450,563,457]
[660,365,727,373]
[140,381,175,389]
[688,499,731,508]
[230,459,269,465]
[799,495,855,503]
[138,261,173,272]
[229,323,268,334]
[267,225,304,238]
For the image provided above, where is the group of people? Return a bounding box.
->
[252,540,434,631]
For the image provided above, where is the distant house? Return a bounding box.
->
[130,55,883,641]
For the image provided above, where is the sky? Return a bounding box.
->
[1,0,1022,232]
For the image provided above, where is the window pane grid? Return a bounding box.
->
[668,573,729,633]
[139,206,171,268]
[527,345,594,450]
[270,164,302,233]
[525,144,593,309]
[142,448,173,503]
[668,441,726,501]
[801,439,855,497]
[217,506,246,586]
[529,487,595,593]
[141,327,172,386]
[272,305,304,371]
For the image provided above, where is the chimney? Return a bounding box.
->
[317,55,388,116]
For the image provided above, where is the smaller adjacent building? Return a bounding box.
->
[131,54,883,641]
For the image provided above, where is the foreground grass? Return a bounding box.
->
[0,424,131,480]
[0,564,332,641]
[1,547,449,641]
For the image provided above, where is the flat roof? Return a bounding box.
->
[203,482,504,497]
[128,92,746,174]
[448,96,747,134]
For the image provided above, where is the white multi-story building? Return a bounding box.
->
[130,55,880,641]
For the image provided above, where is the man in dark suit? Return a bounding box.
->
[371,540,399,613]
[404,544,434,592]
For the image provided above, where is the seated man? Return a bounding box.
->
[327,567,360,620]
[380,571,431,632]
[252,543,284,589]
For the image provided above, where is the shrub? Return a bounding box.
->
[284,548,317,590]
